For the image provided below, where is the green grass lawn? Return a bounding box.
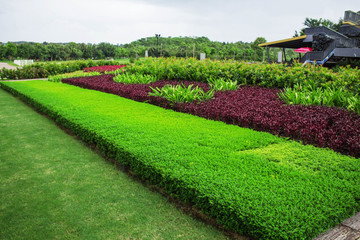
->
[0,88,231,240]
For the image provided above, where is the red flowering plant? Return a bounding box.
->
[83,65,127,73]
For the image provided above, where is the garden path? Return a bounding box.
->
[314,213,360,239]
[0,62,18,69]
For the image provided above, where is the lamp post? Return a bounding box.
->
[155,34,161,57]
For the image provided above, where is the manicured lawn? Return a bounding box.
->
[0,88,231,240]
[1,81,359,240]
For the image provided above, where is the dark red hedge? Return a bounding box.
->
[62,75,360,158]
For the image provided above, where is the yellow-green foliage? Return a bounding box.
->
[48,71,101,82]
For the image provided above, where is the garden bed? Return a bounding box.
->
[62,75,360,158]
[1,80,359,240]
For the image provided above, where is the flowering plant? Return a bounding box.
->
[83,65,126,73]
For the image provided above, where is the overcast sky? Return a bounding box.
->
[0,0,359,44]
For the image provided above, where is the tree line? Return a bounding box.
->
[0,36,292,62]
[0,42,118,61]
[0,16,345,63]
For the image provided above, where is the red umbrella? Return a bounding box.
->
[295,47,312,53]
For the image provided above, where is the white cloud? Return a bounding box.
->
[0,0,359,44]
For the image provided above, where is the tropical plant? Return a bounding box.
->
[149,84,214,104]
[278,83,360,114]
[294,17,343,37]
[208,77,238,91]
[114,73,157,84]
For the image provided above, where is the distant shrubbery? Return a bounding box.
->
[0,60,124,80]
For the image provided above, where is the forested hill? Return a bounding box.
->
[123,36,254,59]
[0,36,276,61]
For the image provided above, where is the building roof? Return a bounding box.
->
[258,35,311,49]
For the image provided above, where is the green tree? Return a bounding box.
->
[0,43,6,59]
[82,44,94,59]
[94,48,104,59]
[32,43,49,61]
[115,47,129,58]
[5,42,17,60]
[294,17,343,36]
[65,42,83,59]
[48,43,60,61]
[17,43,33,59]
[251,37,266,61]
[97,42,116,58]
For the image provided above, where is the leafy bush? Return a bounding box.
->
[149,84,214,104]
[0,60,125,80]
[126,57,360,95]
[208,77,238,91]
[279,84,360,114]
[1,80,359,240]
[62,76,360,157]
[48,71,101,82]
[113,68,126,76]
[114,73,157,84]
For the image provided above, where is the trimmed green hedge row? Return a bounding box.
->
[1,81,359,240]
[126,57,360,95]
[0,60,123,80]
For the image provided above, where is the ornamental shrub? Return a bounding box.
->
[125,57,360,95]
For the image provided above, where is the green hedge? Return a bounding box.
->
[1,81,359,240]
[126,57,360,96]
[48,71,102,82]
[0,60,123,80]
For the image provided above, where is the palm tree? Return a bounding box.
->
[294,17,343,37]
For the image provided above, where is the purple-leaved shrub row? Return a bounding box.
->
[62,75,209,103]
[183,87,360,157]
[62,75,360,157]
